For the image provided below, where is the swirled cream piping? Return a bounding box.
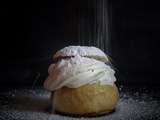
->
[44,55,116,91]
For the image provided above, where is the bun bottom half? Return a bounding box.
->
[51,84,119,116]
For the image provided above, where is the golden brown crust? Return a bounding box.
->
[51,84,119,116]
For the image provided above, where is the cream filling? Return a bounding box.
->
[44,55,116,91]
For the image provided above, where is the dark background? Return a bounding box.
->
[0,0,160,88]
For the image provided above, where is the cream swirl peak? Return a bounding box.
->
[44,55,116,91]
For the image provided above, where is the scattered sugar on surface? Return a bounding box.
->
[0,87,160,120]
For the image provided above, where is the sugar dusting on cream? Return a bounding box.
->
[44,55,116,91]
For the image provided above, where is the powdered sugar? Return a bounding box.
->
[53,46,108,63]
[0,87,160,120]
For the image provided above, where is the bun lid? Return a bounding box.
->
[53,46,109,63]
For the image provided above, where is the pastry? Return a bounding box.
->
[44,46,119,116]
[53,46,109,63]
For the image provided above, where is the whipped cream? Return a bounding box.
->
[44,55,116,91]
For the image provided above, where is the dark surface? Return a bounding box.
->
[0,85,160,120]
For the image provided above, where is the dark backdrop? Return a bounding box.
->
[0,0,160,88]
